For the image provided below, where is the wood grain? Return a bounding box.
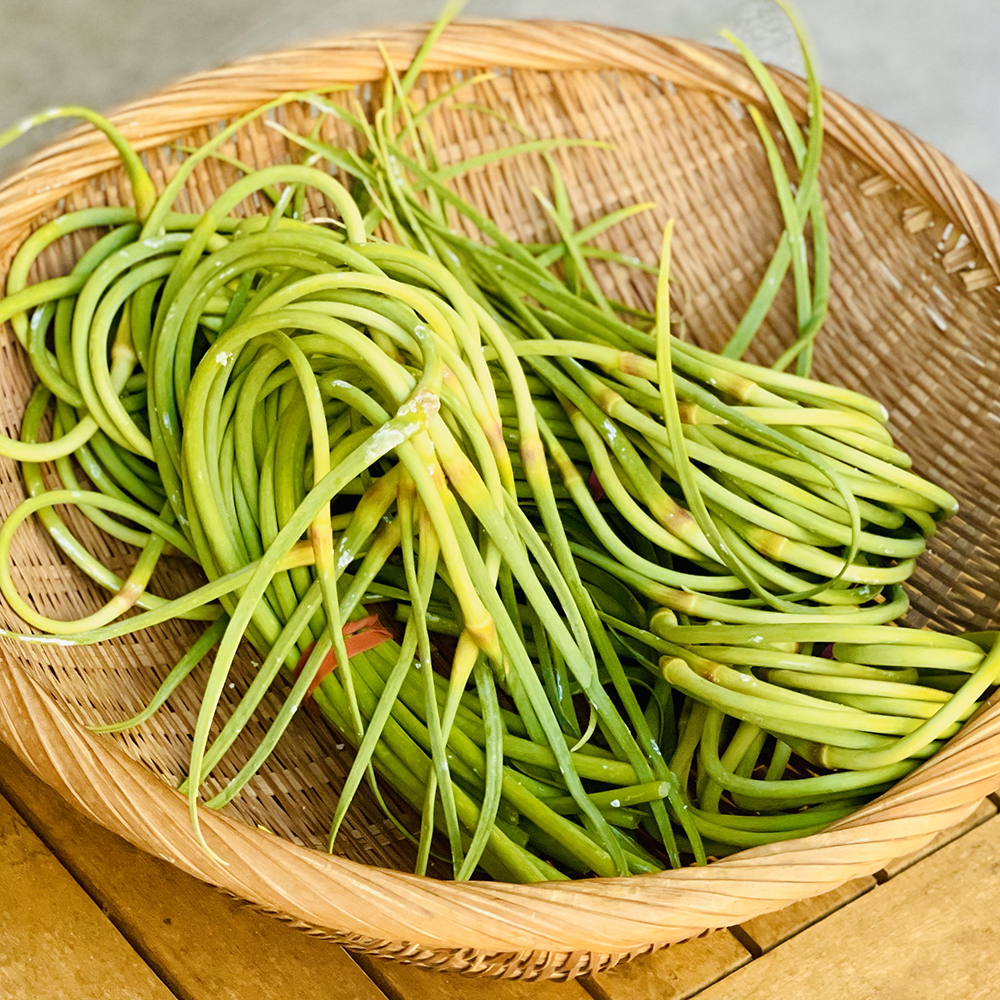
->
[695,815,1000,1000]
[0,741,386,1000]
[581,932,750,1000]
[0,789,175,1000]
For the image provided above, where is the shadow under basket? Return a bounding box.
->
[0,18,999,982]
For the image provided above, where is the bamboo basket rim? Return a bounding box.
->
[1,18,998,981]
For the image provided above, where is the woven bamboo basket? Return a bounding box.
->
[0,18,999,982]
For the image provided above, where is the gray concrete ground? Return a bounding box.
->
[0,1,998,196]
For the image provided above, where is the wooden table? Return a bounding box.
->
[2,738,998,1000]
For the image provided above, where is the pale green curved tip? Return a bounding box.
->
[0,105,157,221]
[0,627,81,647]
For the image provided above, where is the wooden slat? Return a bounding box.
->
[0,789,175,1000]
[6,721,998,1000]
[877,797,997,880]
[355,954,592,999]
[0,741,387,1000]
[736,876,876,954]
[582,932,750,1000]
[695,815,1000,1000]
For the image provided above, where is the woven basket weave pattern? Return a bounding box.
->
[0,20,998,980]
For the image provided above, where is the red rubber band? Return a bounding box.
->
[588,468,606,502]
[292,613,394,699]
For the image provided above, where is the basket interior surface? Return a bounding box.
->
[0,27,998,885]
